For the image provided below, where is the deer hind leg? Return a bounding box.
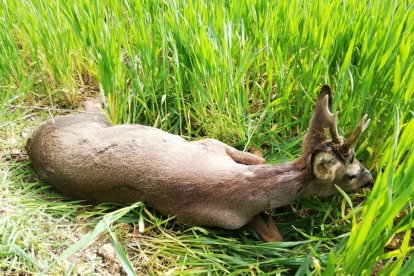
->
[247,213,284,242]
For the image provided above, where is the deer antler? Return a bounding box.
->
[341,114,371,152]
[303,85,370,156]
[321,95,342,144]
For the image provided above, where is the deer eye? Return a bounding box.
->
[345,173,357,181]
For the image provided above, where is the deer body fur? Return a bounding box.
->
[26,86,373,241]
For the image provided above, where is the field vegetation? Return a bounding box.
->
[1,0,413,274]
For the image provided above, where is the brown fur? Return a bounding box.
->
[26,85,373,236]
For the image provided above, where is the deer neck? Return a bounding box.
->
[244,157,311,212]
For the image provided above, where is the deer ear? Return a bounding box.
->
[317,85,333,108]
[303,85,334,155]
[312,151,341,181]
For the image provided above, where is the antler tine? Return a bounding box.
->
[342,114,371,152]
[321,95,341,144]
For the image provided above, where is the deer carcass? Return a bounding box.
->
[26,85,373,241]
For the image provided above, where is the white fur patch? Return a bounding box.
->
[313,152,341,181]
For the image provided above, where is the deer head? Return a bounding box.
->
[298,85,373,197]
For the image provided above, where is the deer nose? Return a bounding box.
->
[362,168,374,185]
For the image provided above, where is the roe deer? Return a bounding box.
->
[26,85,373,241]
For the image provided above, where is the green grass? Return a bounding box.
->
[1,0,413,274]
